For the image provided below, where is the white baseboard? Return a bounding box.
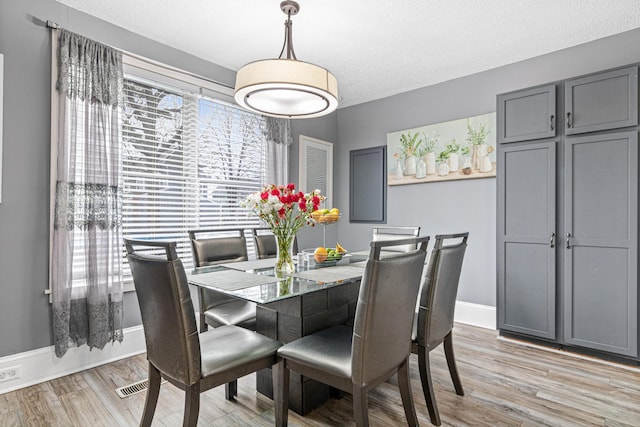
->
[454,301,496,330]
[0,325,146,395]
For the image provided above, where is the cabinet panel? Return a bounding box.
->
[498,141,556,339]
[571,135,631,239]
[502,242,554,336]
[568,246,631,352]
[564,132,638,357]
[497,85,556,143]
[565,66,638,135]
[504,146,553,236]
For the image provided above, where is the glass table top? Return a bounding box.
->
[187,253,369,304]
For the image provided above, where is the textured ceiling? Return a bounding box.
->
[55,0,640,108]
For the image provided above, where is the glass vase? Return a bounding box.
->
[278,277,292,296]
[275,234,295,274]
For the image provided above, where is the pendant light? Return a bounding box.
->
[234,1,338,119]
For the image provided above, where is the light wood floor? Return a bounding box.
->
[2,324,640,426]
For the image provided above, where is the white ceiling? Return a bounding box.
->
[55,0,640,108]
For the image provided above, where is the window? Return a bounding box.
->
[121,78,267,268]
[50,52,277,295]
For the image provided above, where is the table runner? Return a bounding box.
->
[189,268,278,291]
[350,260,368,268]
[220,258,276,271]
[292,265,365,283]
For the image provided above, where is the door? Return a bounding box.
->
[565,66,638,135]
[564,131,638,357]
[497,140,556,339]
[497,85,556,143]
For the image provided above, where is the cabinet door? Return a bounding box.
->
[497,141,556,339]
[497,85,556,143]
[564,131,638,357]
[565,66,638,135]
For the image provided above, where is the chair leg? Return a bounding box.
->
[352,385,369,427]
[225,380,238,400]
[444,332,464,396]
[199,313,209,333]
[183,383,200,427]
[140,362,161,427]
[418,345,441,426]
[274,359,289,427]
[397,357,418,427]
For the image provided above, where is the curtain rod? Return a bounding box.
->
[44,20,235,91]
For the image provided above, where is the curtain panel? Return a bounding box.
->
[51,29,124,357]
[264,116,291,186]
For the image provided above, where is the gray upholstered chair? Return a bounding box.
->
[252,228,299,259]
[188,228,257,400]
[275,236,430,427]
[188,228,256,332]
[124,239,282,427]
[372,226,421,252]
[412,232,468,426]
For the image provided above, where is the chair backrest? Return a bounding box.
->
[416,233,468,350]
[372,226,421,252]
[188,228,248,267]
[252,228,299,259]
[124,239,201,386]
[351,236,429,386]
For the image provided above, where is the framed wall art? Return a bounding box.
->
[386,112,496,186]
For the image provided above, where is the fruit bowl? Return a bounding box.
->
[310,209,341,224]
[324,248,344,262]
[306,245,348,266]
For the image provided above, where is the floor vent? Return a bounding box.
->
[116,378,167,398]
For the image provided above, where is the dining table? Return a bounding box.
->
[188,252,374,415]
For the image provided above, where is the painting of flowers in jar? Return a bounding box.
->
[386,112,496,186]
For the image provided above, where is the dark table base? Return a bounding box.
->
[256,280,360,415]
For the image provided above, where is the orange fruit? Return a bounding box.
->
[314,247,328,263]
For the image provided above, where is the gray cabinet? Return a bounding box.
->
[565,66,638,135]
[497,141,556,339]
[497,85,556,143]
[497,64,640,360]
[563,132,638,357]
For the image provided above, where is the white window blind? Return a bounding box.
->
[299,135,333,207]
[120,78,267,270]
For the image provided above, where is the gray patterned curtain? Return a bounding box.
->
[52,29,124,357]
[264,117,291,185]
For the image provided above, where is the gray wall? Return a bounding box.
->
[0,0,336,357]
[335,28,640,306]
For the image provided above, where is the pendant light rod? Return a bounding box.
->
[278,1,298,60]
